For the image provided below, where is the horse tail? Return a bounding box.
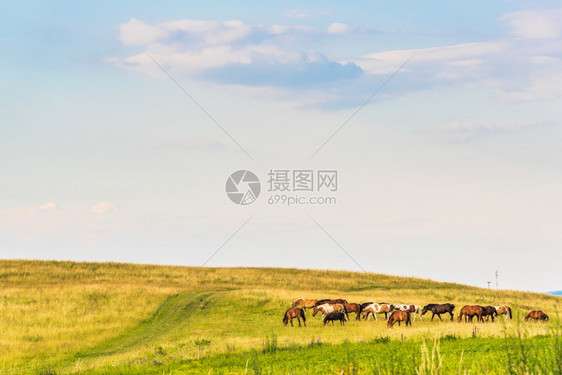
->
[300,308,306,323]
[508,306,512,319]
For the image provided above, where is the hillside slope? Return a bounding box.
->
[0,260,559,374]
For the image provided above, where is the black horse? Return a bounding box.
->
[421,303,455,321]
[323,311,347,325]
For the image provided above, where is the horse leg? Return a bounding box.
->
[297,317,301,327]
[449,312,453,321]
[290,319,294,327]
[438,313,443,322]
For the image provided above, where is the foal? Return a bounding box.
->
[283,307,306,327]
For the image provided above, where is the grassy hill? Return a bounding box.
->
[0,260,559,374]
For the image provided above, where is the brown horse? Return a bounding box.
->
[312,303,348,320]
[283,307,306,327]
[291,298,318,310]
[494,305,512,321]
[458,305,484,323]
[525,310,549,322]
[387,310,411,328]
[481,306,497,322]
[343,303,362,320]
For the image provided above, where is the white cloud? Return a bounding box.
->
[354,42,505,75]
[119,18,169,46]
[39,202,56,210]
[502,9,562,39]
[91,201,116,214]
[109,10,562,105]
[110,18,362,87]
[327,22,354,35]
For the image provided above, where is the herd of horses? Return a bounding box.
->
[283,298,549,329]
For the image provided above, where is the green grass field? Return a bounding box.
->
[0,260,559,374]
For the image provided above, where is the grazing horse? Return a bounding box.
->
[312,303,348,320]
[343,303,363,320]
[422,303,455,322]
[283,307,306,327]
[458,305,484,323]
[481,306,497,322]
[291,298,318,310]
[525,310,549,322]
[323,311,347,325]
[315,299,347,306]
[494,305,512,321]
[387,310,411,329]
[362,303,394,321]
[392,304,423,322]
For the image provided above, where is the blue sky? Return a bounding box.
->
[1,1,561,292]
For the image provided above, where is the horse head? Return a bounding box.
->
[312,306,320,317]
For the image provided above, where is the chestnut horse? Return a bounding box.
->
[291,298,318,310]
[387,310,411,328]
[494,305,512,321]
[362,303,394,321]
[525,310,549,322]
[422,303,455,322]
[343,303,363,320]
[283,307,306,327]
[312,303,348,320]
[392,304,423,322]
[458,305,483,323]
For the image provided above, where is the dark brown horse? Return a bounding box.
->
[323,311,347,325]
[291,298,318,310]
[525,310,549,322]
[283,307,306,327]
[458,305,483,323]
[343,303,362,320]
[387,310,411,328]
[421,303,455,321]
[481,306,497,322]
